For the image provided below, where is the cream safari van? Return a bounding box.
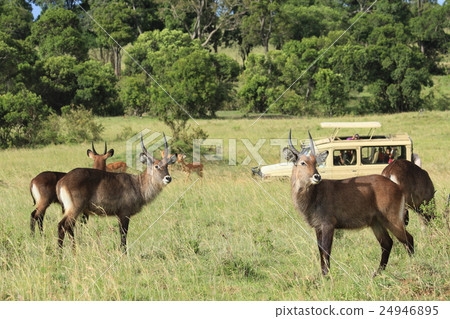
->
[252,122,416,179]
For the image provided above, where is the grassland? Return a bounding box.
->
[0,111,449,300]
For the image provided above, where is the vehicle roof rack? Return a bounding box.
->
[320,122,382,140]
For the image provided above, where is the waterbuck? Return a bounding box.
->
[30,142,114,233]
[285,130,414,276]
[382,159,435,225]
[56,134,177,251]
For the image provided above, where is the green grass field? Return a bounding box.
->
[0,111,449,300]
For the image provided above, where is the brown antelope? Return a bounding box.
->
[106,161,127,173]
[56,134,177,252]
[160,150,178,161]
[179,154,203,180]
[382,159,435,225]
[285,130,414,276]
[29,142,114,234]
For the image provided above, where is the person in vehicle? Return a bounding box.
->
[385,147,393,163]
[377,147,385,163]
[346,134,360,140]
[338,150,355,165]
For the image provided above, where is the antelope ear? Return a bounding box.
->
[317,151,329,165]
[139,152,154,165]
[168,153,178,165]
[87,149,95,159]
[107,149,114,158]
[283,147,298,163]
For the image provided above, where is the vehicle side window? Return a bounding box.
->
[361,146,406,164]
[333,149,357,166]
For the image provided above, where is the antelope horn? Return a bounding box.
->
[92,142,98,155]
[104,141,107,155]
[163,133,168,160]
[140,133,148,155]
[288,129,300,155]
[308,130,316,157]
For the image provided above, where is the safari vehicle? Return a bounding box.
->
[253,122,416,179]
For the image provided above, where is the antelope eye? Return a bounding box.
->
[300,161,307,166]
[155,165,160,169]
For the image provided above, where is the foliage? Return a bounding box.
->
[240,0,283,53]
[0,0,448,149]
[170,125,209,155]
[38,106,104,144]
[30,7,87,60]
[0,89,49,148]
[0,0,33,40]
[118,75,152,116]
[313,68,349,115]
[409,3,450,60]
[73,60,122,116]
[238,37,348,115]
[88,0,137,76]
[273,3,345,46]
[34,55,78,112]
[159,0,245,48]
[126,29,238,138]
[0,31,36,94]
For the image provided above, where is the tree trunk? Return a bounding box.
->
[112,46,121,77]
[131,0,143,35]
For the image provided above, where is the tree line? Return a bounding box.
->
[0,0,448,148]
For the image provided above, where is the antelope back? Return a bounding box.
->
[382,159,434,208]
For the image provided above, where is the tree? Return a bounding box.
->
[127,0,164,34]
[313,68,349,115]
[118,74,152,116]
[410,3,450,59]
[0,31,36,94]
[30,1,83,11]
[0,0,33,40]
[0,1,35,93]
[238,53,276,112]
[89,0,137,76]
[30,7,88,60]
[0,89,50,147]
[272,2,345,47]
[73,60,122,115]
[160,0,245,48]
[34,55,78,112]
[240,0,284,54]
[126,29,238,137]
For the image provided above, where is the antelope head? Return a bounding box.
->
[284,130,328,186]
[87,142,114,170]
[140,133,177,185]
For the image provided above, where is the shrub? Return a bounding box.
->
[37,106,104,144]
[0,89,49,148]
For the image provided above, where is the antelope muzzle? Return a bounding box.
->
[163,175,172,185]
[311,173,322,184]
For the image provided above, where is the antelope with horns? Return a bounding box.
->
[382,159,435,225]
[30,142,114,234]
[56,134,177,252]
[284,130,414,276]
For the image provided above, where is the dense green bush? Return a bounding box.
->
[37,106,104,145]
[0,89,49,148]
